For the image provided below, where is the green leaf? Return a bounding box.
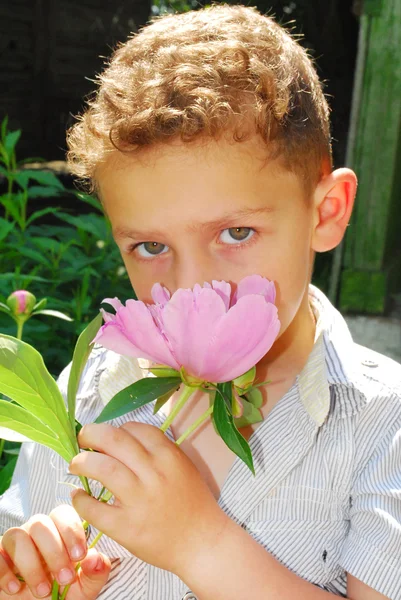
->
[3,448,20,456]
[31,236,63,253]
[4,130,21,157]
[54,212,107,238]
[1,116,9,141]
[74,191,103,212]
[26,207,62,227]
[0,302,11,313]
[0,426,29,442]
[14,170,65,191]
[0,193,22,224]
[27,186,63,199]
[0,456,17,495]
[32,309,73,322]
[0,273,57,284]
[0,334,77,459]
[233,398,263,428]
[0,400,74,462]
[32,298,47,312]
[67,312,103,429]
[17,157,47,166]
[213,382,255,475]
[95,376,182,423]
[153,387,176,415]
[0,217,15,242]
[244,387,263,409]
[17,246,52,267]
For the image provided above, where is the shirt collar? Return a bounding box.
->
[300,284,368,425]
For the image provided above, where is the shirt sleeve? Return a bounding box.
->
[0,347,105,535]
[339,394,401,600]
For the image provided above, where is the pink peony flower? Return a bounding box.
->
[92,274,281,384]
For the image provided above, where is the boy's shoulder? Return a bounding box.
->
[352,342,401,396]
[345,342,401,450]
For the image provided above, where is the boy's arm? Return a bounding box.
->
[179,518,385,600]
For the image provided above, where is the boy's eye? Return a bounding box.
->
[128,227,256,259]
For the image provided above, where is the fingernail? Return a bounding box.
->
[36,582,51,597]
[88,554,103,571]
[70,544,85,560]
[7,580,20,594]
[58,568,74,584]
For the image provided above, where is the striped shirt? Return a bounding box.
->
[1,284,401,600]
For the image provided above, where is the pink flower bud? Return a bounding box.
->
[6,290,37,317]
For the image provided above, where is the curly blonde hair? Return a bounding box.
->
[66,3,333,198]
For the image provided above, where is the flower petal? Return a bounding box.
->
[91,321,148,358]
[211,280,232,311]
[151,283,171,305]
[161,287,227,380]
[100,297,125,312]
[115,300,180,369]
[200,295,280,382]
[99,307,115,324]
[231,274,276,306]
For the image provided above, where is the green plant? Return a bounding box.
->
[0,116,134,493]
[0,116,134,376]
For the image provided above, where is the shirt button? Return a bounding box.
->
[361,359,378,367]
[181,593,198,600]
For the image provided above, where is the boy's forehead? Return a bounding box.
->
[97,135,300,200]
[99,130,286,171]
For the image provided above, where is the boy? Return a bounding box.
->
[0,4,400,599]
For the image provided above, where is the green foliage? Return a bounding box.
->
[151,0,200,15]
[213,382,255,474]
[95,377,182,423]
[0,334,79,462]
[0,116,135,378]
[67,312,103,429]
[0,116,134,491]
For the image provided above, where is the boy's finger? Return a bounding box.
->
[71,490,116,539]
[68,549,110,600]
[1,528,51,598]
[0,552,23,596]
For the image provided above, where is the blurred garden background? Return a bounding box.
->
[0,0,400,490]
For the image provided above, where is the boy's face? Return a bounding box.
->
[97,134,317,342]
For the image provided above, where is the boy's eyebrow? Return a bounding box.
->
[113,205,274,239]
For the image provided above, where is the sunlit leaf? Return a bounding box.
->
[0,400,74,462]
[213,382,254,474]
[0,335,77,459]
[95,376,182,423]
[67,312,103,429]
[32,309,73,322]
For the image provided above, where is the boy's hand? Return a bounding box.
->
[0,505,110,598]
[69,422,230,577]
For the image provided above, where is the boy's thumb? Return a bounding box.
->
[78,548,111,596]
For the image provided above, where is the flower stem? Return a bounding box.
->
[175,404,214,445]
[16,319,24,340]
[159,384,194,433]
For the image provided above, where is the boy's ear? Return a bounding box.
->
[311,168,358,252]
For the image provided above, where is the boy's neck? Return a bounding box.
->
[255,288,317,388]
